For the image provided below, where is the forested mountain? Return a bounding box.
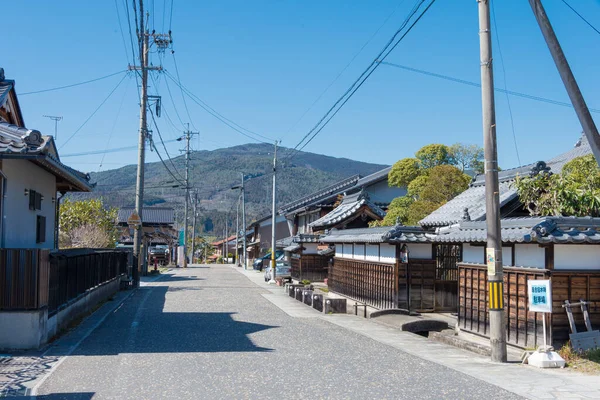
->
[72,143,388,235]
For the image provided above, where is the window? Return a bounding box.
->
[29,190,42,211]
[36,215,46,243]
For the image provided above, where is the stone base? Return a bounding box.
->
[312,294,324,312]
[302,290,314,306]
[528,351,565,368]
[324,298,347,314]
[295,287,304,301]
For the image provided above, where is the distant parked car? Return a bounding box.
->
[252,251,284,271]
[149,244,169,266]
[264,262,292,282]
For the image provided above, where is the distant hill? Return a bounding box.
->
[71,143,388,235]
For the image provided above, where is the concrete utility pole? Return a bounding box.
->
[180,126,199,268]
[236,197,240,266]
[224,217,229,264]
[241,173,247,270]
[478,0,507,363]
[191,190,198,264]
[132,0,148,283]
[528,0,600,166]
[268,141,278,284]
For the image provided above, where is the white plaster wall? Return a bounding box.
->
[514,244,545,269]
[502,247,513,266]
[2,159,56,249]
[303,242,319,254]
[407,243,432,259]
[335,243,343,258]
[555,245,600,270]
[354,244,365,260]
[379,243,395,264]
[342,243,353,258]
[463,244,483,264]
[365,244,379,262]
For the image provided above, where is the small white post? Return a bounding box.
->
[542,312,547,350]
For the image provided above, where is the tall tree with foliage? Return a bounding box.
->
[516,154,600,217]
[59,198,118,248]
[449,143,484,173]
[379,143,474,226]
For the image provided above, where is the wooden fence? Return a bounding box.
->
[291,254,329,282]
[48,249,128,315]
[0,248,128,315]
[329,258,396,309]
[0,249,50,310]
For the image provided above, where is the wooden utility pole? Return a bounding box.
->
[478,0,507,362]
[133,0,148,284]
[528,0,600,166]
[268,141,278,284]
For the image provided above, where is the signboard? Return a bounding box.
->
[127,212,141,228]
[179,230,185,246]
[528,279,552,313]
[486,248,495,275]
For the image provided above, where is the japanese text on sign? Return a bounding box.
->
[527,280,552,313]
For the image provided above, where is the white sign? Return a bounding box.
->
[528,280,552,313]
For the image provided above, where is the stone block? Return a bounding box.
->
[288,284,303,298]
[295,287,304,301]
[324,298,347,314]
[302,290,314,306]
[312,294,324,312]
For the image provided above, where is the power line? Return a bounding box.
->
[162,71,187,128]
[491,0,521,167]
[379,61,600,113]
[114,0,131,63]
[19,70,127,96]
[149,137,186,185]
[99,76,132,170]
[59,73,130,149]
[62,138,179,158]
[283,0,436,161]
[149,106,185,180]
[164,70,275,143]
[560,0,600,36]
[171,50,199,131]
[280,0,407,141]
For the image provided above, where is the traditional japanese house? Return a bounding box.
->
[248,214,290,259]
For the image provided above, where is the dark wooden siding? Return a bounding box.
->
[0,249,50,310]
[291,254,328,282]
[329,258,396,310]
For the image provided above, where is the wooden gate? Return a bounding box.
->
[399,259,436,312]
[433,244,461,312]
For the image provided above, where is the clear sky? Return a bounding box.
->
[3,0,599,174]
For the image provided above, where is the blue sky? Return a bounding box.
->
[3,0,599,173]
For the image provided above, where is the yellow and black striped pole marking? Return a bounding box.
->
[488,280,504,310]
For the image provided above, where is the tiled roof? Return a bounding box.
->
[0,122,92,192]
[117,207,175,225]
[433,216,600,244]
[284,244,302,252]
[276,236,294,248]
[309,191,386,230]
[318,247,335,256]
[420,136,592,227]
[0,79,13,108]
[293,233,322,243]
[353,166,391,190]
[321,226,395,244]
[278,174,360,215]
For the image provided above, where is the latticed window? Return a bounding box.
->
[434,244,462,281]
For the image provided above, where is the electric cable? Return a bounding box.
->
[560,0,600,36]
[19,71,126,96]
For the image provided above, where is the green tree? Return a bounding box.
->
[449,143,484,173]
[59,198,117,248]
[388,157,421,188]
[515,155,600,217]
[374,196,414,226]
[419,165,472,204]
[407,175,429,199]
[415,144,450,169]
[406,200,440,225]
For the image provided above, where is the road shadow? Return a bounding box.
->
[68,286,277,356]
[28,393,95,399]
[155,275,204,282]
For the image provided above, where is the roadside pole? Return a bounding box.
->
[236,197,240,266]
[224,217,228,264]
[478,0,507,362]
[191,190,198,264]
[528,0,600,166]
[180,126,198,268]
[268,141,278,284]
[241,173,247,270]
[132,0,148,285]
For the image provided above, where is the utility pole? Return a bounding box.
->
[528,0,600,166]
[130,1,168,282]
[224,216,229,264]
[268,141,278,284]
[191,190,198,264]
[236,197,240,266]
[132,0,148,283]
[180,125,199,268]
[43,115,62,141]
[478,0,507,362]
[241,173,247,270]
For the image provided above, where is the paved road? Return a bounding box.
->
[37,265,522,400]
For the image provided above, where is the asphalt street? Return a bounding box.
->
[36,265,523,400]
